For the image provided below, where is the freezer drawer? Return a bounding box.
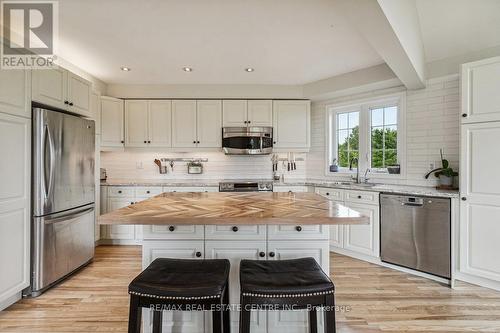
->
[30,204,95,295]
[380,194,451,279]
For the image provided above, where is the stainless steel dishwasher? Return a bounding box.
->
[380,193,451,279]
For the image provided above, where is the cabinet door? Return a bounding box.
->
[461,57,500,123]
[273,100,310,149]
[197,100,222,148]
[172,100,197,148]
[460,122,500,282]
[343,202,379,257]
[142,240,205,333]
[267,240,329,333]
[91,91,101,134]
[0,69,30,118]
[222,100,247,126]
[247,100,272,126]
[32,67,67,110]
[106,198,135,240]
[124,100,149,147]
[149,100,172,147]
[100,97,124,147]
[67,71,91,117]
[205,241,267,333]
[0,113,30,309]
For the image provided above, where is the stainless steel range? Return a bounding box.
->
[219,180,273,192]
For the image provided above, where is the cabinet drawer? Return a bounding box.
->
[135,186,163,198]
[107,187,135,197]
[267,224,329,240]
[273,186,309,193]
[205,225,266,240]
[315,187,344,202]
[163,186,219,192]
[345,190,379,205]
[142,225,204,240]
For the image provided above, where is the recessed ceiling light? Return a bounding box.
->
[245,67,255,72]
[182,67,193,72]
[120,66,131,71]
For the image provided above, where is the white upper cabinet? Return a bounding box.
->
[222,100,273,127]
[222,100,247,126]
[148,100,172,147]
[272,100,310,150]
[172,100,198,148]
[247,100,273,126]
[32,67,67,110]
[461,56,500,123]
[67,71,91,117]
[91,91,101,134]
[196,100,222,148]
[125,100,149,147]
[32,67,91,117]
[0,69,30,118]
[100,96,124,148]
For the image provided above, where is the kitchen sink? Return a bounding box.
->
[330,181,377,187]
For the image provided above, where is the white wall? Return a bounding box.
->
[101,151,306,182]
[306,74,460,187]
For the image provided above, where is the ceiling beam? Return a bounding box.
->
[335,0,426,89]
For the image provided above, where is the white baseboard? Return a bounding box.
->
[0,292,21,311]
[454,271,500,292]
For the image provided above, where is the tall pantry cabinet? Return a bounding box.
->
[460,56,500,290]
[0,69,31,310]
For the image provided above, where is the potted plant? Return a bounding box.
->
[424,149,458,187]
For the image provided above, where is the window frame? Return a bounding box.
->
[325,92,406,179]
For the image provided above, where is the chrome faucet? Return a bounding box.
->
[349,157,360,183]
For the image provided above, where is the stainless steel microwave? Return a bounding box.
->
[222,126,273,155]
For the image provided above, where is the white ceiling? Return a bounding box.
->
[57,0,383,85]
[416,0,500,62]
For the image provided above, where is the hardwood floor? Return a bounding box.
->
[1,245,499,332]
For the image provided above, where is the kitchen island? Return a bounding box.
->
[100,192,368,333]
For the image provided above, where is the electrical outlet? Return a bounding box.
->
[136,161,143,169]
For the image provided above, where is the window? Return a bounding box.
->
[327,94,405,176]
[370,106,398,169]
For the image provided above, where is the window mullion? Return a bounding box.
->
[358,105,369,173]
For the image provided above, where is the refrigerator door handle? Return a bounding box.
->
[43,206,95,225]
[42,124,56,199]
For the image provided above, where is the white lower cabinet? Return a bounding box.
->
[315,187,380,260]
[205,241,268,333]
[266,241,329,333]
[142,240,205,333]
[106,197,136,240]
[272,186,309,193]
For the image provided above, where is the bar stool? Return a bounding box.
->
[239,257,335,333]
[128,258,231,333]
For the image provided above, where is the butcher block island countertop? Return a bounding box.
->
[99,192,369,225]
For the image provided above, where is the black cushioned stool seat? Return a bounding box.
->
[128,258,230,333]
[239,257,335,333]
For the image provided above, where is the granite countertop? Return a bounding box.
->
[98,192,369,226]
[100,179,459,198]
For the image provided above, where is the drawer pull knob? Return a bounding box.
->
[357,195,362,199]
[462,113,467,118]
[326,192,330,196]
[130,202,134,205]
[195,252,202,258]
[295,226,302,232]
[64,100,69,104]
[168,226,175,232]
[232,226,239,232]
[259,251,265,258]
[146,191,150,194]
[143,140,147,143]
[69,102,73,106]
[118,190,122,193]
[461,197,467,201]
[269,252,275,258]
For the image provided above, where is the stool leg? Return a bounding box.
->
[309,308,318,333]
[128,295,141,333]
[223,285,230,333]
[239,297,251,333]
[213,306,223,333]
[153,310,163,333]
[324,294,336,333]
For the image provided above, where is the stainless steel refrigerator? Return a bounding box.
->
[26,107,95,297]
